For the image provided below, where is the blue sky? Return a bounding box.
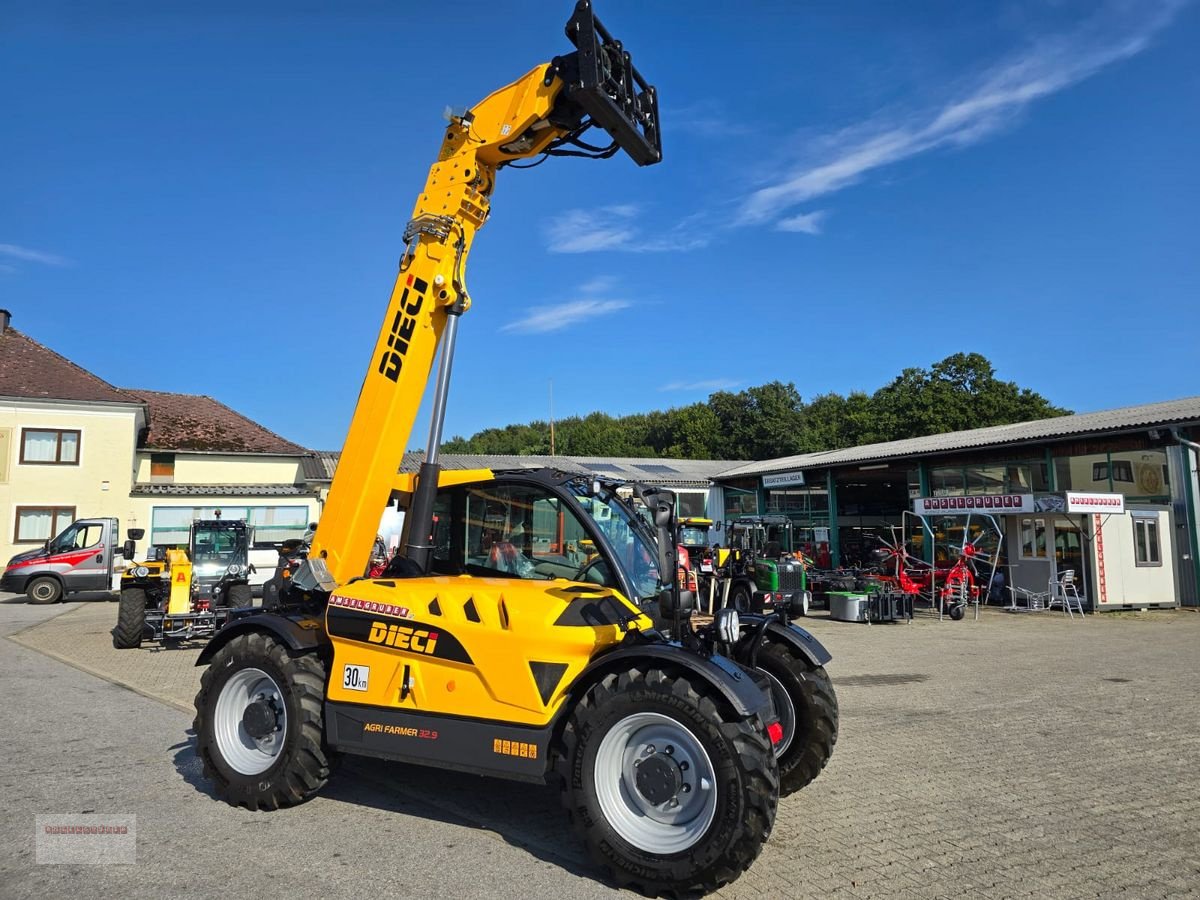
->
[4,0,1198,452]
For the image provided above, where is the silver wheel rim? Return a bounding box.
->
[213,667,287,775]
[31,581,56,602]
[762,669,797,756]
[593,712,718,854]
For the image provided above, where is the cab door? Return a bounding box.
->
[56,520,111,591]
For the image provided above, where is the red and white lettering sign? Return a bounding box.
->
[1065,492,1126,514]
[912,494,1035,515]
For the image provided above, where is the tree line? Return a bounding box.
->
[441,353,1071,461]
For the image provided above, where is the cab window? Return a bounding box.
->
[459,484,607,584]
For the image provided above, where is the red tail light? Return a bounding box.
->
[767,722,783,745]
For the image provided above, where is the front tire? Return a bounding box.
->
[26,576,63,605]
[554,666,778,896]
[225,583,253,609]
[112,587,147,649]
[755,641,838,796]
[193,632,332,810]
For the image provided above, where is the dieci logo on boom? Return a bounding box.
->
[368,621,439,655]
[377,275,427,383]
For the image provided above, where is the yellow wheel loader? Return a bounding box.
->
[191,4,837,894]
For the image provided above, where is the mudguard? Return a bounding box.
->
[195,610,328,666]
[568,642,772,721]
[736,614,832,669]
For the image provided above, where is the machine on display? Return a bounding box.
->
[722,515,811,616]
[112,518,253,648]
[188,4,838,895]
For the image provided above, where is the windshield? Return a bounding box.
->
[570,483,662,601]
[191,526,244,573]
[678,526,710,548]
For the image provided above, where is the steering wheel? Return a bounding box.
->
[572,557,609,585]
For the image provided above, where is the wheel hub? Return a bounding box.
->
[634,754,683,806]
[593,713,718,854]
[242,698,278,740]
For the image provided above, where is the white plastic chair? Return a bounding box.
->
[1048,570,1086,619]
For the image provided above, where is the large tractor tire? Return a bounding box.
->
[193,632,332,810]
[755,641,838,796]
[553,666,778,896]
[112,587,147,649]
[226,583,253,609]
[26,576,63,605]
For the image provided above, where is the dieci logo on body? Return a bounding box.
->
[377,275,428,383]
[368,621,439,655]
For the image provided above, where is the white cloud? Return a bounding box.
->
[0,243,70,266]
[501,298,631,334]
[775,211,827,235]
[546,205,713,255]
[545,206,639,253]
[659,378,743,392]
[737,0,1186,227]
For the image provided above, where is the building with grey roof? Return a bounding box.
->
[712,397,1200,609]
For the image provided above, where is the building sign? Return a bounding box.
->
[913,494,1035,515]
[0,428,9,483]
[1065,492,1126,515]
[762,472,805,489]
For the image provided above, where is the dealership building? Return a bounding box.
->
[715,398,1200,609]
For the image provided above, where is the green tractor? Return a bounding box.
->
[723,515,811,616]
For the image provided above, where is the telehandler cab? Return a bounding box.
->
[191,4,837,894]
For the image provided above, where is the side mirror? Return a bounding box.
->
[127,528,145,541]
[658,587,695,619]
[122,540,136,561]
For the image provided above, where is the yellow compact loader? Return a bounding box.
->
[190,4,837,895]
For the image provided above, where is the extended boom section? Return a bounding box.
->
[308,0,661,586]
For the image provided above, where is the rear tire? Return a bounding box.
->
[756,641,838,796]
[26,576,63,605]
[112,587,147,649]
[226,583,253,609]
[553,665,778,896]
[193,632,331,810]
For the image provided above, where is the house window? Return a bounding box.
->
[14,506,76,543]
[1019,517,1048,560]
[1132,515,1161,566]
[20,429,80,465]
[150,452,175,483]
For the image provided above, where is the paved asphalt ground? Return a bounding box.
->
[2,592,1199,899]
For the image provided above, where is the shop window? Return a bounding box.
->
[1108,450,1169,500]
[930,467,965,497]
[676,491,707,519]
[20,429,80,465]
[1055,453,1110,492]
[1019,517,1048,560]
[725,488,758,517]
[14,506,76,543]
[150,505,308,547]
[1133,516,1161,566]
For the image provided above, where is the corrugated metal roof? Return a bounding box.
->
[131,484,316,496]
[315,452,750,488]
[717,396,1200,479]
